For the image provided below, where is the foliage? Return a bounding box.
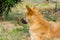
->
[0,0,22,20]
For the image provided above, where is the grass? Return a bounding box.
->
[0,21,29,40]
[0,2,60,40]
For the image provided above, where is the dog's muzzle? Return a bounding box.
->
[20,18,28,24]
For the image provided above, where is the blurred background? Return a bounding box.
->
[0,0,60,40]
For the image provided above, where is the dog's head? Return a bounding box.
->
[20,5,52,39]
[21,5,50,28]
[20,5,51,31]
[21,5,43,25]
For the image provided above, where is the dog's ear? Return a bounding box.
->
[26,5,33,15]
[26,5,33,12]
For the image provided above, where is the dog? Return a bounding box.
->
[21,5,60,40]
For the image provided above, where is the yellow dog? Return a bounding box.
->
[21,5,60,40]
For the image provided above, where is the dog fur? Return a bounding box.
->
[25,5,60,40]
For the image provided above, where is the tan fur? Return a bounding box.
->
[26,5,60,40]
